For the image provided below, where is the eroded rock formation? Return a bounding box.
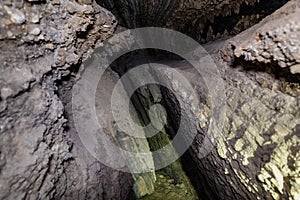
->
[0,0,299,199]
[98,0,289,42]
[0,1,133,199]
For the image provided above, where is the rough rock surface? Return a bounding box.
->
[1,0,300,199]
[196,1,300,199]
[0,0,133,199]
[98,0,289,42]
[222,0,300,74]
[95,1,300,199]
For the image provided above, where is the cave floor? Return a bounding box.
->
[139,172,198,200]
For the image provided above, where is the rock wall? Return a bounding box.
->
[0,0,133,199]
[98,0,289,42]
[223,0,300,75]
[1,0,300,199]
[94,1,300,199]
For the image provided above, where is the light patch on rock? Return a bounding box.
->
[3,6,26,24]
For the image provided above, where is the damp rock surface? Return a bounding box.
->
[140,173,198,200]
[0,0,300,200]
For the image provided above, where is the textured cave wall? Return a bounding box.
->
[98,0,259,28]
[143,1,300,199]
[0,0,133,199]
[94,1,300,199]
[97,0,289,42]
[210,2,300,199]
[1,0,300,199]
[222,0,300,75]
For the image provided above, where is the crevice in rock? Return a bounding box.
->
[53,0,299,199]
[234,57,300,82]
[109,49,203,199]
[232,57,300,97]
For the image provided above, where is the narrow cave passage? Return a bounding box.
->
[96,0,291,199]
[109,49,201,199]
[2,0,300,199]
[89,1,292,199]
